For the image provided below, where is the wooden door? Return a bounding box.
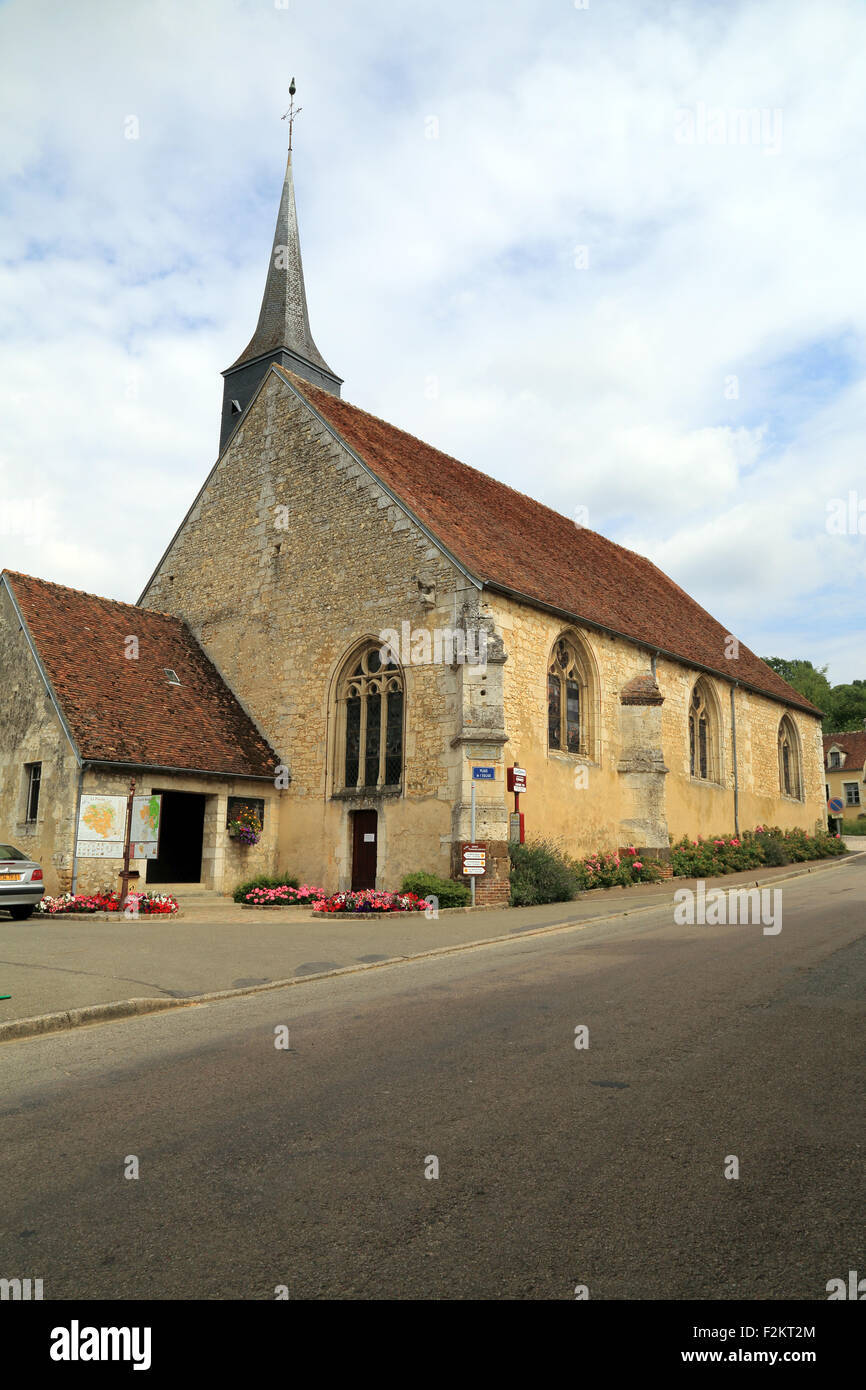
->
[351,810,378,890]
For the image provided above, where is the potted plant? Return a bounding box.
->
[227,805,263,847]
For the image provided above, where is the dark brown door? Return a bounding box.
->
[351,810,378,890]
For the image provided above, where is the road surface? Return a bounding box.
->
[1,856,864,1300]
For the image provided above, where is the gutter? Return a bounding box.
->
[730,683,740,838]
[82,759,277,782]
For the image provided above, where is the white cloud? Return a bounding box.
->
[0,0,864,679]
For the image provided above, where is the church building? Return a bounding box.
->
[0,135,827,902]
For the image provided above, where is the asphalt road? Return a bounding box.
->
[1,856,864,1300]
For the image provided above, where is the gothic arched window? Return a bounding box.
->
[340,646,404,791]
[778,715,802,800]
[547,636,589,755]
[688,679,720,782]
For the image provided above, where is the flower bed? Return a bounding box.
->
[36,891,179,916]
[578,847,666,890]
[313,889,427,914]
[669,825,845,878]
[241,883,327,907]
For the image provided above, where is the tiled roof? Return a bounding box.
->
[2,572,278,777]
[823,731,866,772]
[276,368,821,717]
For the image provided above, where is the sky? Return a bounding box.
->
[1,0,864,681]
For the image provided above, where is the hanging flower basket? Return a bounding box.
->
[227,805,263,847]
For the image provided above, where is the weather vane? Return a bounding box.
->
[281,77,302,153]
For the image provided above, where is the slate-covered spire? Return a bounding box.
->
[229,150,337,378]
[220,102,341,452]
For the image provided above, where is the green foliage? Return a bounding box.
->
[669,826,846,877]
[825,680,866,732]
[232,873,298,903]
[842,819,866,835]
[762,657,832,715]
[509,839,583,906]
[400,872,471,908]
[759,832,788,867]
[762,658,866,732]
[575,849,666,888]
[510,841,667,903]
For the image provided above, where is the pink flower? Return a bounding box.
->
[633,861,643,870]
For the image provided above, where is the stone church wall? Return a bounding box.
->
[490,594,825,859]
[141,371,474,894]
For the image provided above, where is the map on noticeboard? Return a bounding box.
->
[76,794,162,860]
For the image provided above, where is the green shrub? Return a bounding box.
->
[509,839,582,906]
[842,819,866,835]
[232,873,298,904]
[669,826,846,878]
[400,872,471,908]
[580,849,667,888]
[759,833,788,866]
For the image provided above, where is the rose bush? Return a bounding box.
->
[576,847,666,890]
[670,825,845,877]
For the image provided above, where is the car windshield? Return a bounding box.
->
[0,844,28,861]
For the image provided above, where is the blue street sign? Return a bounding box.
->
[472,766,495,780]
[828,797,844,815]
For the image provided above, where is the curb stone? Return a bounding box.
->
[0,997,182,1041]
[1,853,857,1045]
[30,911,184,922]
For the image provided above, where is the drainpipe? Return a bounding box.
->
[730,684,740,838]
[70,764,85,894]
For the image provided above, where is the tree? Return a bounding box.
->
[762,658,833,714]
[762,660,866,733]
[825,680,866,732]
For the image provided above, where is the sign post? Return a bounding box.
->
[118,779,136,911]
[828,796,844,837]
[507,765,526,843]
[469,767,494,906]
[470,776,476,906]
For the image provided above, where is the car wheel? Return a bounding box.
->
[9,905,35,920]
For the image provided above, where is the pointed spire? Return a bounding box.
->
[220,89,341,452]
[229,149,337,378]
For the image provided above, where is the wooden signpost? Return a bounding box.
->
[118,778,136,911]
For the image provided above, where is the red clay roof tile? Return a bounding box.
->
[823,731,866,772]
[277,368,821,717]
[3,571,278,778]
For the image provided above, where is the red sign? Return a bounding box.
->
[462,842,486,876]
[507,766,527,794]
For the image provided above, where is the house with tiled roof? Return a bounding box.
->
[0,572,281,894]
[0,135,827,900]
[823,730,866,818]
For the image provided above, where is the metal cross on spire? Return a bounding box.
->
[281,77,302,153]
